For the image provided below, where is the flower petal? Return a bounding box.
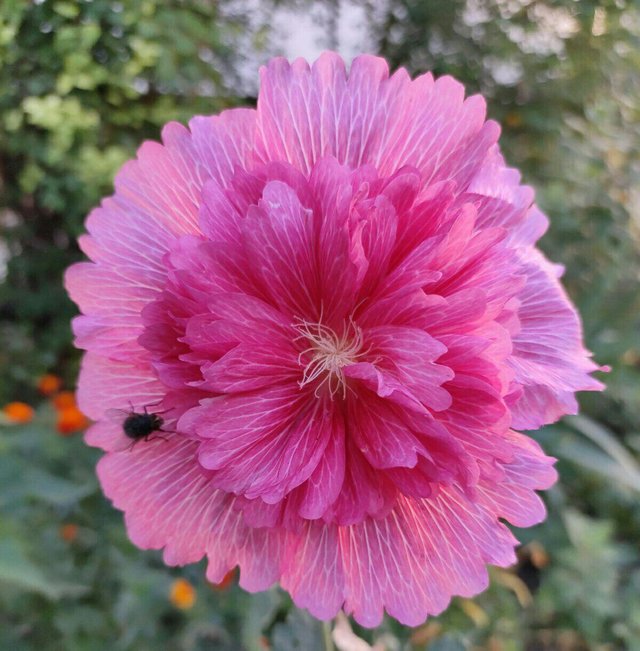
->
[256,53,391,174]
[98,436,287,590]
[477,431,557,527]
[295,413,346,520]
[509,250,604,429]
[256,53,498,190]
[67,111,257,360]
[364,325,453,411]
[184,294,299,393]
[77,352,164,450]
[265,488,519,626]
[281,522,345,621]
[242,180,319,317]
[184,386,332,503]
[347,390,427,469]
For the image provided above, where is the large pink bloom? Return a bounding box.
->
[66,53,604,626]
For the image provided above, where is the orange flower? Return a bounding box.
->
[56,405,89,435]
[52,391,77,410]
[209,568,236,591]
[60,523,79,542]
[3,401,35,424]
[169,578,196,610]
[505,111,523,128]
[37,374,62,396]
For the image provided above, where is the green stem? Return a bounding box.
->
[322,620,335,651]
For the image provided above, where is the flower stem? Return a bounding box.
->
[322,620,335,651]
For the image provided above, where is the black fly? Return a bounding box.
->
[106,404,170,450]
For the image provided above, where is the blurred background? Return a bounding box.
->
[1,0,639,649]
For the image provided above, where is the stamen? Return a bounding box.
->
[293,315,367,399]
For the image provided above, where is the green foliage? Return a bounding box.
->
[1,0,640,649]
[0,0,246,403]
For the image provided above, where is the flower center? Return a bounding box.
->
[294,317,365,399]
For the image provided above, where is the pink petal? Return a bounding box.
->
[281,522,345,621]
[77,352,164,450]
[374,77,500,189]
[347,390,427,469]
[198,179,245,245]
[255,53,391,174]
[183,294,299,393]
[242,180,319,317]
[98,436,286,588]
[256,53,498,190]
[326,437,397,526]
[363,325,453,411]
[309,157,363,322]
[463,144,546,246]
[98,438,224,565]
[344,362,427,413]
[391,180,456,263]
[509,250,604,429]
[295,414,346,520]
[339,490,517,627]
[347,190,398,298]
[68,110,258,361]
[184,386,332,503]
[66,263,160,359]
[199,340,298,393]
[187,109,256,189]
[477,431,557,527]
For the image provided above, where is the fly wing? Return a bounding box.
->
[100,409,137,452]
[104,408,130,424]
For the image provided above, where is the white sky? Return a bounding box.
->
[225,0,378,94]
[273,1,372,62]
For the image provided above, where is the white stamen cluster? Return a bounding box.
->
[294,317,366,399]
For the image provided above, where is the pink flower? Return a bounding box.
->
[65,53,604,627]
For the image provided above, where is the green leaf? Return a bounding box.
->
[271,610,326,651]
[0,537,85,600]
[428,635,468,651]
[23,468,96,507]
[557,415,640,493]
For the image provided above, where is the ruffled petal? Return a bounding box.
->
[256,53,498,190]
[295,413,346,520]
[97,436,287,589]
[281,521,345,620]
[99,438,224,565]
[326,437,397,526]
[463,144,546,247]
[187,109,257,190]
[252,489,519,626]
[66,263,160,359]
[363,325,453,411]
[347,390,427,469]
[184,294,299,393]
[477,431,557,527]
[309,157,363,322]
[183,385,332,503]
[242,180,319,317]
[77,352,165,451]
[67,110,258,360]
[338,490,517,627]
[256,53,391,174]
[509,250,604,429]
